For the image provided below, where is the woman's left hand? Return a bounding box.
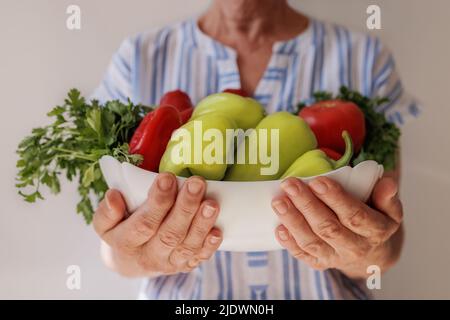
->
[271,176,403,279]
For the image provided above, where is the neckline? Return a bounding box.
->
[191,16,315,59]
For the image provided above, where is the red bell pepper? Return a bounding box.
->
[159,90,193,112]
[299,100,366,154]
[179,108,193,124]
[223,88,250,97]
[129,105,182,172]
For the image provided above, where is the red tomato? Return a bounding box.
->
[299,100,366,154]
[223,88,250,97]
[129,105,182,172]
[159,90,193,112]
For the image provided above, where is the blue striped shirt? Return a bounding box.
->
[93,17,419,300]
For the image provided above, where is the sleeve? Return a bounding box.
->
[90,36,136,104]
[370,42,422,126]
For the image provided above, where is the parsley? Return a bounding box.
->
[15,89,152,223]
[297,86,401,171]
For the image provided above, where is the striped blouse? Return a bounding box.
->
[92,17,419,300]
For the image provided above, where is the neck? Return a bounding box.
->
[199,0,301,45]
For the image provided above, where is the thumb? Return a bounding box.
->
[93,189,127,239]
[371,177,403,224]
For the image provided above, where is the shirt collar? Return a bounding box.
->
[189,17,315,59]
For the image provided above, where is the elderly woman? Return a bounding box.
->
[92,0,417,299]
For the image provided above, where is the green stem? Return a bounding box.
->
[53,147,97,162]
[333,131,354,169]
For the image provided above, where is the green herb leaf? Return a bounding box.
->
[82,164,95,187]
[15,89,152,223]
[336,86,400,171]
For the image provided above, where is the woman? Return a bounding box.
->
[92,0,418,299]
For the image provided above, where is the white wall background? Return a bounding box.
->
[0,0,449,299]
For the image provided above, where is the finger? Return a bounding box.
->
[93,189,127,241]
[184,229,223,273]
[272,195,334,258]
[169,200,219,267]
[275,225,324,270]
[280,178,364,252]
[196,228,223,261]
[111,172,177,248]
[371,177,403,224]
[308,176,398,240]
[150,176,206,257]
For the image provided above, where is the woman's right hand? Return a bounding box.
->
[93,173,222,277]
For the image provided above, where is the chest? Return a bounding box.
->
[235,45,273,96]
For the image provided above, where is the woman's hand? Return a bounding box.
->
[271,176,404,279]
[93,173,222,277]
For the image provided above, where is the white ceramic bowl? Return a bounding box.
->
[99,156,383,252]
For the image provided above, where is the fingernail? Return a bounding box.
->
[105,192,113,210]
[309,179,328,194]
[210,235,221,244]
[158,175,173,191]
[202,204,216,218]
[391,192,399,201]
[272,199,288,215]
[390,183,399,200]
[282,181,299,197]
[188,259,200,268]
[187,180,203,195]
[278,229,289,241]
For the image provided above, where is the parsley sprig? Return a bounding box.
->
[15,89,152,223]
